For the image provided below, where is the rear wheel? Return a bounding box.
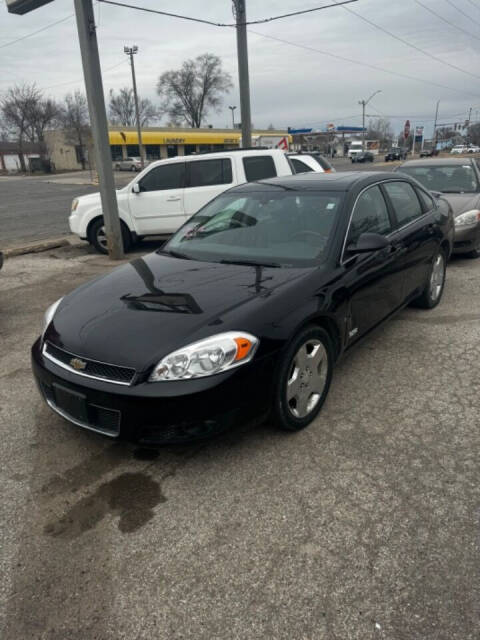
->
[88,218,132,255]
[115,163,121,170]
[465,240,480,259]
[130,165,136,172]
[412,249,446,309]
[272,326,333,432]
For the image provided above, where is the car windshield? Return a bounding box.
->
[399,164,479,193]
[163,190,344,267]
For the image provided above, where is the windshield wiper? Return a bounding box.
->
[158,249,192,260]
[441,190,473,194]
[219,259,281,268]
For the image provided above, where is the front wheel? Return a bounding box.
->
[412,249,446,309]
[88,218,132,255]
[272,326,333,432]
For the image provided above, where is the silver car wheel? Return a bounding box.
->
[429,253,445,301]
[286,339,328,419]
[96,225,108,250]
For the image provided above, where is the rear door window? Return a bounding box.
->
[187,159,233,188]
[416,188,435,211]
[139,163,185,192]
[291,158,314,173]
[243,156,277,181]
[383,181,423,227]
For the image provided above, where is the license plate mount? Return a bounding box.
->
[53,384,88,424]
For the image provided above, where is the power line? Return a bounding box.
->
[0,13,74,50]
[414,0,479,39]
[248,29,480,98]
[465,0,480,12]
[444,0,480,27]
[40,59,127,92]
[334,0,480,80]
[97,0,360,27]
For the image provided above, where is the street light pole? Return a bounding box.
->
[124,45,145,170]
[433,100,440,150]
[229,105,237,129]
[359,90,381,152]
[233,0,252,148]
[74,0,124,260]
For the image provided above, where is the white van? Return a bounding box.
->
[69,149,295,253]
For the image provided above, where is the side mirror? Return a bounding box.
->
[132,183,141,194]
[347,232,390,254]
[430,190,442,199]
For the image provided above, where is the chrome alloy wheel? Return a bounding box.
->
[286,339,328,419]
[429,253,445,302]
[96,225,108,250]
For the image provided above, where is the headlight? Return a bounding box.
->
[149,332,259,381]
[455,210,480,227]
[71,199,79,212]
[42,297,63,339]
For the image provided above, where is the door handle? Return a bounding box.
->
[166,196,181,202]
[427,223,436,235]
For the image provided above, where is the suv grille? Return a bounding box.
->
[44,342,136,385]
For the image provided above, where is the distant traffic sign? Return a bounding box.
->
[6,0,53,14]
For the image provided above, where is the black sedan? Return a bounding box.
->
[385,147,407,162]
[397,157,480,258]
[32,172,453,444]
[352,152,374,163]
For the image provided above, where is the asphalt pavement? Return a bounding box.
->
[1,243,479,639]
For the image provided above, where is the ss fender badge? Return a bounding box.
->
[70,357,87,371]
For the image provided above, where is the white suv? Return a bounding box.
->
[70,149,295,253]
[451,145,468,154]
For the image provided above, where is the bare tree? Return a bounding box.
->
[109,87,160,127]
[467,122,480,146]
[0,84,40,171]
[157,53,233,128]
[0,84,59,170]
[366,117,395,149]
[59,91,91,170]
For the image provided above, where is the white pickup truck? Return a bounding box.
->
[69,149,296,253]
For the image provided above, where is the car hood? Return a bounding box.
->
[439,192,480,217]
[47,253,309,371]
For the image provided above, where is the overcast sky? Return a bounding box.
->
[2,0,480,137]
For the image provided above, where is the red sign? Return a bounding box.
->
[404,120,411,140]
[276,136,289,150]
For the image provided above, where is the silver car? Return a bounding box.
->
[396,157,480,258]
[114,156,143,172]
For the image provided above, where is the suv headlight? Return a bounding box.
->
[455,210,480,227]
[149,332,259,381]
[42,297,63,339]
[71,198,79,212]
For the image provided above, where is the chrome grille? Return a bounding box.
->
[43,342,136,386]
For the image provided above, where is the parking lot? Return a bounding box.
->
[1,237,479,638]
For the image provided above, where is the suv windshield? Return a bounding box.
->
[399,164,479,193]
[163,190,343,267]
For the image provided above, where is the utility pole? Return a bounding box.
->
[74,0,124,260]
[124,45,145,170]
[433,100,440,150]
[229,105,237,129]
[359,90,381,151]
[233,0,252,147]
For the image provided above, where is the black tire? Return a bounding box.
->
[412,248,447,309]
[115,164,121,171]
[130,165,136,172]
[465,248,480,259]
[88,218,132,255]
[271,325,333,432]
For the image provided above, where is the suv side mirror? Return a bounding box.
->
[347,232,390,254]
[132,183,141,194]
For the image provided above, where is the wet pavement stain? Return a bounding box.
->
[44,472,165,539]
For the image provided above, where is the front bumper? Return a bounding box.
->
[31,338,275,444]
[453,223,480,254]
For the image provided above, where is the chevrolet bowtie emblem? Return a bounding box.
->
[70,357,87,371]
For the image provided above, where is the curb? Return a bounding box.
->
[4,237,71,258]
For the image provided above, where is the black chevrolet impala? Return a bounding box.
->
[32,172,453,443]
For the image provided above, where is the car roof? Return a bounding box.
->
[146,148,286,167]
[231,171,399,192]
[399,157,476,168]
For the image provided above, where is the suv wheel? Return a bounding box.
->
[89,218,132,255]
